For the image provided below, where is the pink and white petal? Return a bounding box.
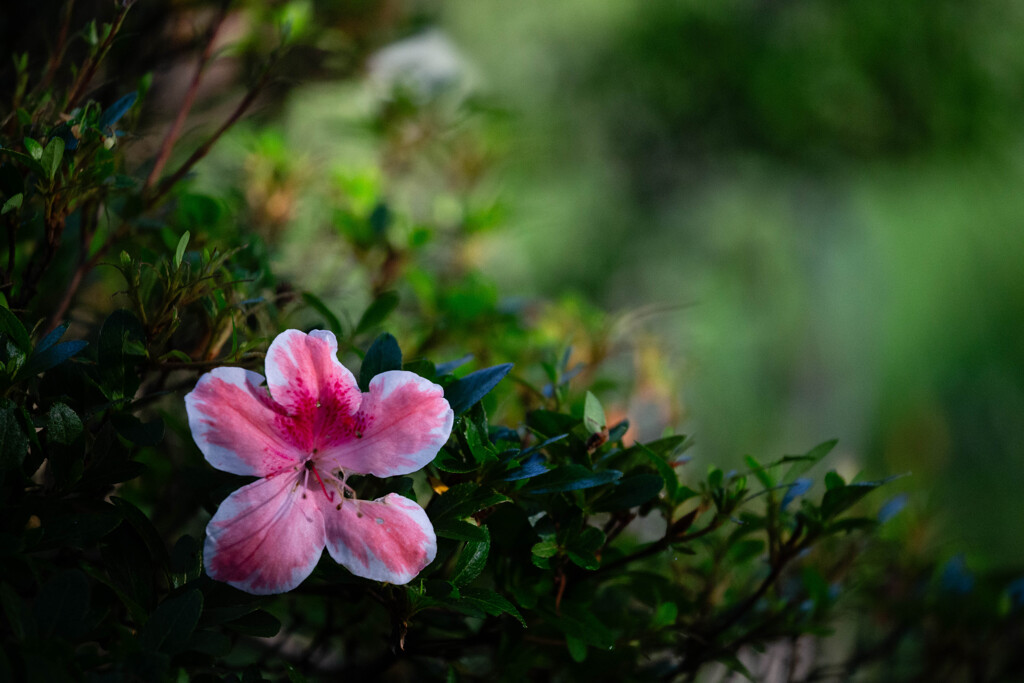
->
[264,330,362,447]
[204,473,326,595]
[185,367,301,476]
[320,493,436,585]
[325,371,454,477]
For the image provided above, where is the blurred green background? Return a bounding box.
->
[436,0,1024,566]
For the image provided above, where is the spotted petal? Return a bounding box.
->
[320,492,436,584]
[324,370,454,477]
[185,367,300,476]
[204,473,326,595]
[264,330,361,442]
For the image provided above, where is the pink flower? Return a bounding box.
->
[185,329,453,595]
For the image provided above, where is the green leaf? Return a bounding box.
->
[583,391,606,435]
[444,363,513,416]
[782,439,838,485]
[140,589,203,654]
[429,483,510,522]
[302,292,343,337]
[33,569,89,638]
[41,137,64,181]
[820,476,903,520]
[111,413,164,446]
[432,446,478,474]
[744,454,775,489]
[0,305,31,352]
[358,332,402,391]
[652,601,678,629]
[97,309,146,400]
[531,537,559,559]
[545,603,615,648]
[457,587,525,627]
[0,581,34,641]
[46,403,82,445]
[435,518,488,543]
[169,535,202,587]
[566,635,588,662]
[1,193,22,215]
[451,526,490,586]
[824,471,845,490]
[24,138,42,160]
[112,497,171,573]
[638,443,679,501]
[566,526,605,570]
[591,473,664,512]
[0,399,28,470]
[522,464,622,494]
[174,230,190,268]
[355,290,400,335]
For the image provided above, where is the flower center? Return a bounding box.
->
[303,458,335,502]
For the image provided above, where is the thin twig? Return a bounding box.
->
[143,4,230,192]
[65,3,132,112]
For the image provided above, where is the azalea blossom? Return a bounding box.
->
[185,329,453,595]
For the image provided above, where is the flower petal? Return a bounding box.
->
[264,330,362,451]
[321,493,436,585]
[325,370,454,477]
[204,473,325,595]
[185,367,301,476]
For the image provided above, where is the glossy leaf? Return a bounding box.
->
[358,332,402,391]
[444,363,513,416]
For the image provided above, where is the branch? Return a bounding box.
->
[143,4,230,192]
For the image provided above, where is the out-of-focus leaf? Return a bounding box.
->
[781,477,813,510]
[444,363,513,416]
[878,493,909,523]
[111,413,165,446]
[782,439,837,485]
[566,526,605,570]
[98,91,137,130]
[435,354,473,376]
[1,193,22,215]
[457,587,525,627]
[170,534,202,587]
[173,230,190,268]
[820,475,904,520]
[355,290,399,336]
[638,443,679,501]
[583,391,606,435]
[522,465,622,494]
[98,309,146,400]
[302,292,343,337]
[358,332,402,391]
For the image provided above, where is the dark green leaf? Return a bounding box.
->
[358,332,402,391]
[638,443,679,501]
[36,509,122,550]
[98,310,146,400]
[170,534,202,587]
[591,473,663,512]
[458,587,525,627]
[41,136,63,181]
[0,581,34,640]
[140,589,203,654]
[435,518,489,543]
[820,477,901,519]
[782,439,838,485]
[445,363,513,416]
[34,323,67,353]
[112,497,171,573]
[33,569,89,638]
[566,526,605,570]
[1,193,22,215]
[566,635,588,662]
[355,290,400,335]
[0,399,29,470]
[24,138,42,160]
[111,412,164,446]
[0,305,30,352]
[522,465,622,494]
[46,403,82,445]
[452,526,490,586]
[429,483,510,522]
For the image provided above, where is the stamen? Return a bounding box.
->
[309,463,335,502]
